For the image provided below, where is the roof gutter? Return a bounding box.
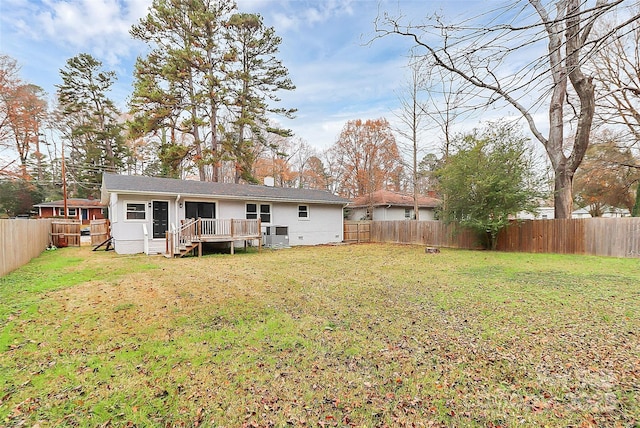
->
[104,188,347,205]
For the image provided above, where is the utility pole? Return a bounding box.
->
[61,140,68,219]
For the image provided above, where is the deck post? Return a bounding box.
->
[258,219,262,252]
[230,219,235,238]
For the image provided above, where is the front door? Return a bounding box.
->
[152,201,169,239]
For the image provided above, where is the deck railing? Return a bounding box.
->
[166,218,261,256]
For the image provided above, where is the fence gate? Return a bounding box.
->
[51,220,81,247]
[90,219,111,246]
[343,221,371,243]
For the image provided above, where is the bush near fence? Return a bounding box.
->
[345,218,640,258]
[0,219,53,277]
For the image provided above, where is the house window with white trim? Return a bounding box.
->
[56,207,77,217]
[126,203,146,220]
[246,203,271,223]
[298,205,309,220]
[259,204,271,223]
[246,203,257,219]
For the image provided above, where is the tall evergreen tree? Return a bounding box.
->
[224,13,296,183]
[130,0,236,181]
[56,53,125,197]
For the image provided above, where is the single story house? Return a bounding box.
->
[347,189,441,221]
[516,205,631,219]
[34,198,106,224]
[100,173,350,255]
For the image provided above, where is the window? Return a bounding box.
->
[298,205,309,219]
[126,203,146,220]
[246,203,257,219]
[56,207,76,217]
[185,202,215,219]
[246,203,271,223]
[259,204,271,223]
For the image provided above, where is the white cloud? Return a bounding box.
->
[30,0,151,66]
[271,12,298,31]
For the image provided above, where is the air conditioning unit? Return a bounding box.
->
[263,226,289,248]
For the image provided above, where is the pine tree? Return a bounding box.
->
[224,13,296,183]
[56,53,125,197]
[130,0,236,181]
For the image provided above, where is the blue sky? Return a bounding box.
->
[0,0,498,152]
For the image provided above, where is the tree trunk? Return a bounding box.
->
[632,183,640,217]
[553,168,574,219]
[188,73,206,182]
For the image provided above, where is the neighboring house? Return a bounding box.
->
[347,189,441,221]
[517,205,630,219]
[100,173,350,255]
[34,198,106,224]
[516,206,556,220]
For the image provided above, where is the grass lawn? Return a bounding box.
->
[1,244,639,427]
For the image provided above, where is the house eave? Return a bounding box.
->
[349,203,440,209]
[105,188,347,205]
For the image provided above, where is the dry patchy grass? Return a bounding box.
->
[1,244,639,427]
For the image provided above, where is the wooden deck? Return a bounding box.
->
[166,218,261,257]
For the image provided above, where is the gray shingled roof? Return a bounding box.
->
[102,173,349,205]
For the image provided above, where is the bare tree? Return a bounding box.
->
[590,13,640,145]
[376,0,639,218]
[0,55,21,176]
[394,56,428,219]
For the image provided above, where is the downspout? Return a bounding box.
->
[173,195,181,249]
[342,203,349,241]
[176,194,181,222]
[143,224,149,255]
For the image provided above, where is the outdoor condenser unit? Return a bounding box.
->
[263,226,289,248]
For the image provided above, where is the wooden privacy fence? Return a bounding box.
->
[367,220,484,249]
[51,220,81,247]
[347,218,640,258]
[497,217,640,257]
[0,218,52,277]
[343,221,371,243]
[90,219,110,246]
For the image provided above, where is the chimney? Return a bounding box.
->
[264,176,275,187]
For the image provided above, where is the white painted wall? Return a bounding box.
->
[110,195,178,255]
[108,192,344,254]
[348,206,436,221]
[271,202,344,246]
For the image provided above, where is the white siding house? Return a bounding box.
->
[516,206,631,219]
[101,174,349,255]
[347,190,441,221]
